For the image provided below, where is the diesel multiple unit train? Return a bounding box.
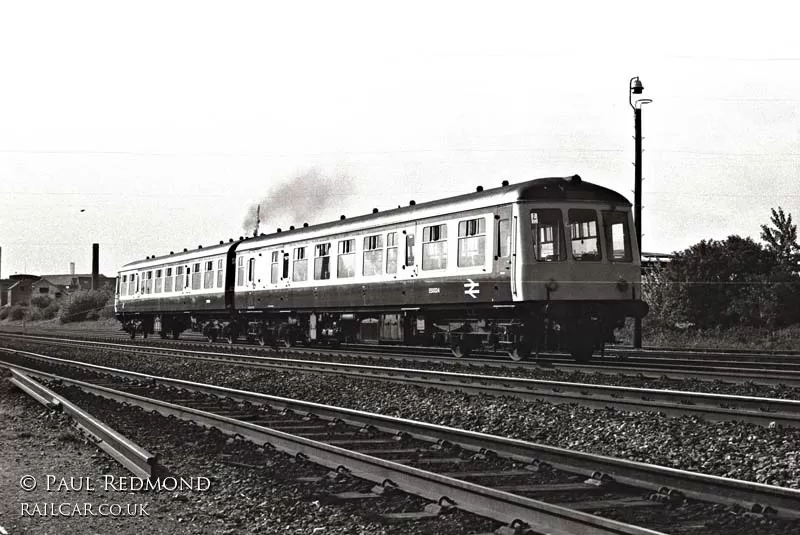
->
[115,175,648,361]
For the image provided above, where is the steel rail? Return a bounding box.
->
[3,331,800,388]
[3,357,800,519]
[3,362,662,535]
[8,368,160,480]
[2,344,799,427]
[5,329,800,363]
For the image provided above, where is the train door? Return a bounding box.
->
[399,222,419,304]
[492,208,514,301]
[245,254,256,308]
[511,206,521,299]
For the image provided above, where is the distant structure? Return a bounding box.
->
[4,270,115,307]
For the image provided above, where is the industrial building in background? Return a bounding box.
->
[0,243,115,307]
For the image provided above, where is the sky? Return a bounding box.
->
[1,1,799,277]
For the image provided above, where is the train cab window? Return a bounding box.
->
[120,275,127,296]
[293,247,308,281]
[337,239,355,278]
[314,243,331,280]
[155,269,163,293]
[175,266,185,291]
[192,262,202,289]
[145,271,153,294]
[165,268,173,292]
[216,259,224,288]
[568,209,601,261]
[603,211,632,262]
[457,218,486,267]
[497,218,510,257]
[422,224,447,270]
[363,234,384,276]
[271,252,280,283]
[386,232,398,274]
[236,257,244,286]
[203,261,214,289]
[247,257,256,284]
[531,209,566,262]
[282,253,290,279]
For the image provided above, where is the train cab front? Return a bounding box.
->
[512,185,648,360]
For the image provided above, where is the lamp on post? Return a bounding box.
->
[629,76,652,349]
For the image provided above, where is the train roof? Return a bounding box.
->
[121,175,629,269]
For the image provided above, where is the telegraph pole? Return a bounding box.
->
[629,77,652,349]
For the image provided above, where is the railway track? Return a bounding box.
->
[3,330,800,389]
[2,341,799,427]
[4,355,800,534]
[6,325,800,369]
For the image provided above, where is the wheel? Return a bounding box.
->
[172,329,181,340]
[282,336,294,348]
[207,333,217,343]
[258,334,267,346]
[451,340,471,358]
[159,331,168,339]
[508,341,531,361]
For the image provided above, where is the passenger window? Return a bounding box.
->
[293,247,308,281]
[603,211,632,262]
[236,257,244,286]
[363,234,383,276]
[165,267,174,292]
[120,275,127,296]
[314,244,331,280]
[175,266,185,290]
[146,271,153,294]
[386,233,398,274]
[204,261,214,289]
[271,251,280,283]
[337,239,355,278]
[191,263,201,289]
[531,209,566,262]
[457,218,486,267]
[282,253,290,279]
[155,269,163,293]
[216,259,224,288]
[568,209,601,261]
[422,224,447,270]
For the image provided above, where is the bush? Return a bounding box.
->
[0,306,8,320]
[26,307,43,321]
[9,305,26,321]
[59,289,112,324]
[42,302,60,320]
[30,294,54,309]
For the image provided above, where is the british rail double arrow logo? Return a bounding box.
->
[463,279,480,299]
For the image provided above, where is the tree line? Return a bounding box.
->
[644,207,800,330]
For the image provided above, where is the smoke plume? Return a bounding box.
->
[243,169,356,235]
